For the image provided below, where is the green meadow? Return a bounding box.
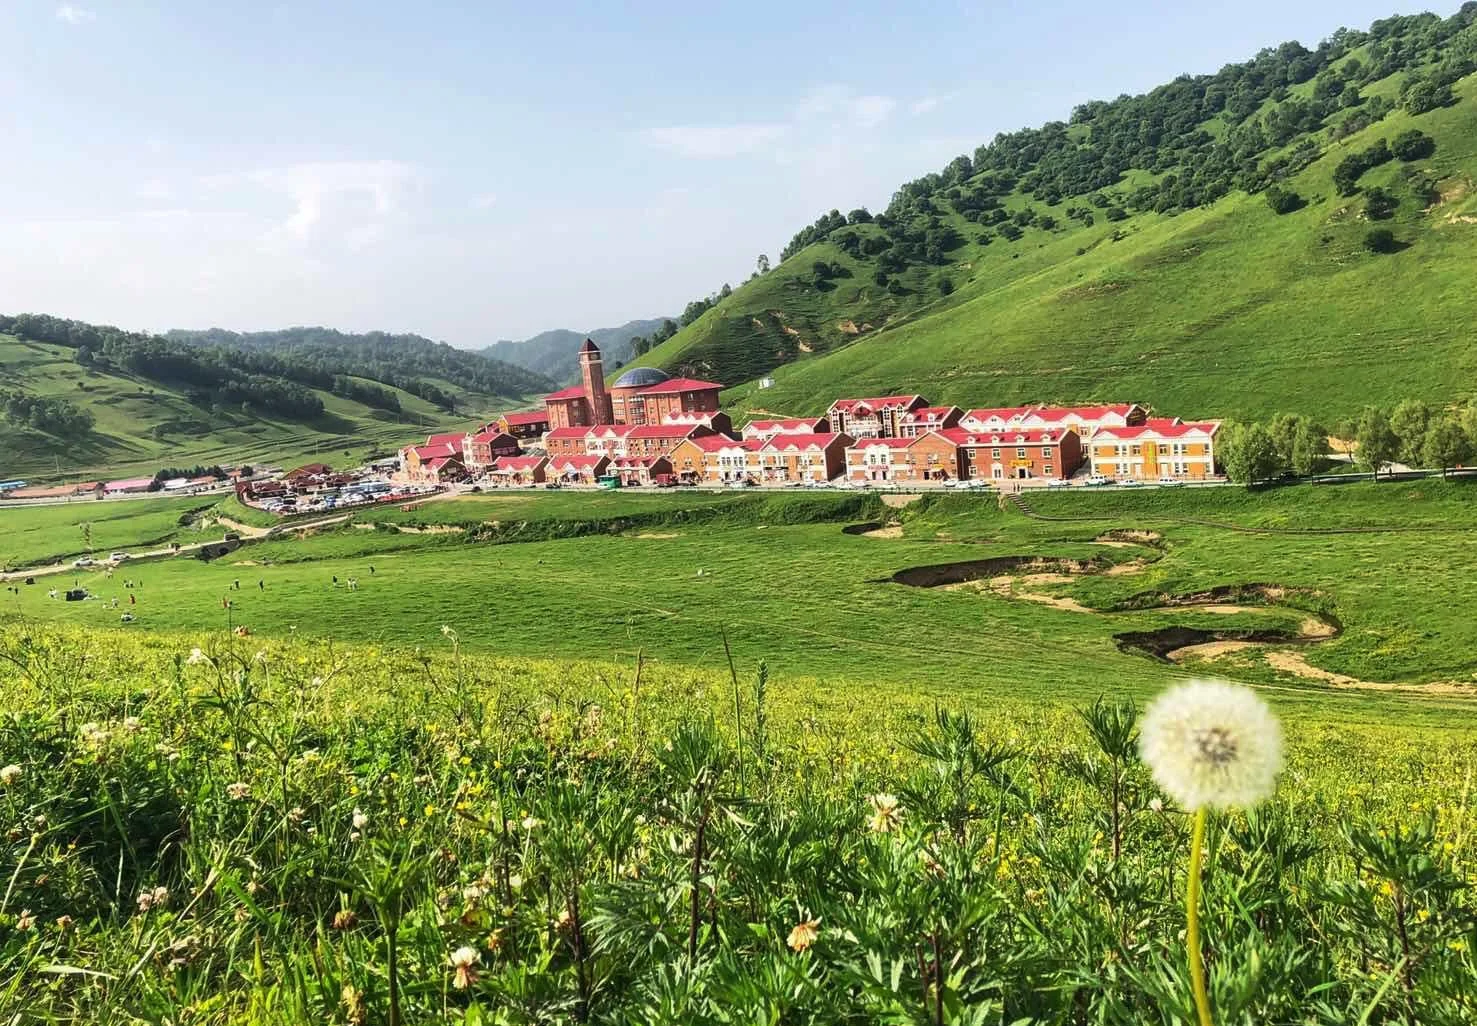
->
[0,495,220,570]
[6,483,1476,731]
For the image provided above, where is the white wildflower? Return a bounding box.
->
[226,781,251,801]
[521,815,543,831]
[1148,797,1164,813]
[122,716,142,733]
[352,808,369,830]
[137,885,170,912]
[1139,678,1283,811]
[0,764,21,786]
[79,722,110,745]
[186,648,207,665]
[449,945,480,989]
[866,793,903,833]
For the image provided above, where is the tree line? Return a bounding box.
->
[1221,399,1477,484]
[0,390,95,437]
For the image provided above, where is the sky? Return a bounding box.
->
[0,1,1454,348]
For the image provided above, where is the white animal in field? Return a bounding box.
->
[48,589,58,599]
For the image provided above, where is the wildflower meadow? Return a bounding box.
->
[0,624,1473,1024]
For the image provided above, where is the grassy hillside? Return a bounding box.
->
[0,333,510,479]
[631,14,1477,424]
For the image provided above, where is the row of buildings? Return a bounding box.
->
[395,340,1221,487]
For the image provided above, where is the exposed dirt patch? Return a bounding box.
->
[881,494,923,509]
[1262,651,1476,693]
[231,560,261,567]
[1095,529,1162,545]
[837,320,862,335]
[1116,625,1305,661]
[842,521,884,536]
[797,341,814,353]
[390,524,465,535]
[1167,640,1259,663]
[1105,561,1149,576]
[887,555,1102,588]
[634,532,680,539]
[1111,582,1302,612]
[863,525,904,539]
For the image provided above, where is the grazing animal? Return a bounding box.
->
[48,589,58,599]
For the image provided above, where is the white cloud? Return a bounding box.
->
[206,160,420,242]
[794,85,897,128]
[644,123,788,160]
[910,92,960,116]
[55,5,95,25]
[471,192,497,210]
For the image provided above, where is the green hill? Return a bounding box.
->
[0,318,552,480]
[630,9,1477,424]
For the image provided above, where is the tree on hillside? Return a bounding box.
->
[1268,413,1305,467]
[1422,417,1471,477]
[1291,420,1331,477]
[1265,186,1303,214]
[1364,187,1399,220]
[1222,423,1282,486]
[1391,129,1436,160]
[1356,407,1399,477]
[755,254,770,275]
[1363,228,1399,253]
[1389,399,1432,465]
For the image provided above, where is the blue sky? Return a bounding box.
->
[0,1,1453,347]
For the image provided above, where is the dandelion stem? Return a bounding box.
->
[1186,807,1214,1026]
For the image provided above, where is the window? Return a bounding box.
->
[1016,447,1027,459]
[1158,444,1170,455]
[991,448,1000,459]
[1041,447,1051,458]
[1043,464,1054,476]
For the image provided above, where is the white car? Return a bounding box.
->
[1086,474,1113,486]
[72,558,95,568]
[108,552,130,562]
[1046,478,1072,489]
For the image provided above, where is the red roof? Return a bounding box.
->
[579,338,600,354]
[831,395,923,415]
[903,406,959,421]
[763,432,847,452]
[548,454,607,470]
[425,456,463,471]
[942,427,1072,445]
[492,455,547,472]
[610,455,672,469]
[499,411,549,426]
[633,377,723,395]
[412,443,458,460]
[469,430,518,445]
[1094,421,1220,440]
[847,436,918,451]
[544,385,587,401]
[545,426,591,441]
[682,435,760,453]
[106,476,155,491]
[746,417,825,433]
[425,432,466,448]
[627,424,703,440]
[588,424,636,438]
[1028,404,1138,424]
[961,406,1034,423]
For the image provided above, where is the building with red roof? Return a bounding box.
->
[494,410,551,440]
[957,407,1034,433]
[1020,404,1146,435]
[543,425,592,458]
[422,455,468,485]
[669,435,762,484]
[489,454,548,485]
[624,422,717,461]
[105,477,155,495]
[827,395,927,439]
[1088,421,1221,481]
[741,416,828,441]
[546,453,611,485]
[462,430,522,472]
[941,427,1084,481]
[584,423,638,458]
[756,431,854,483]
[845,431,963,483]
[542,340,725,430]
[608,454,674,487]
[899,405,963,437]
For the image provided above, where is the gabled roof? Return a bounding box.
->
[545,426,592,441]
[425,455,464,471]
[492,455,548,471]
[902,405,960,421]
[610,455,673,469]
[412,443,458,460]
[286,462,333,477]
[680,435,761,453]
[762,432,848,452]
[588,423,636,438]
[1094,421,1220,440]
[469,430,519,445]
[544,385,588,401]
[499,411,549,426]
[548,454,608,470]
[830,394,924,415]
[1027,404,1139,424]
[847,436,919,451]
[941,427,1073,445]
[633,376,724,395]
[627,424,704,440]
[425,432,466,448]
[745,417,825,433]
[106,477,154,491]
[960,406,1034,423]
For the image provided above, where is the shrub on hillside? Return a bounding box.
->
[1363,228,1399,253]
[1265,186,1304,214]
[1391,129,1436,161]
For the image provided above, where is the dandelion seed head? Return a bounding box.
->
[866,793,903,834]
[226,781,251,801]
[352,808,369,830]
[1139,678,1283,811]
[0,764,22,786]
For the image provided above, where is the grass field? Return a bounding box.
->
[7,483,1477,732]
[633,71,1477,427]
[0,495,222,570]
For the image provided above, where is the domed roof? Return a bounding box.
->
[612,366,671,389]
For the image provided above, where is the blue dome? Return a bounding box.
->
[612,367,670,389]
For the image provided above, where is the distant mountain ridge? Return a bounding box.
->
[482,318,671,383]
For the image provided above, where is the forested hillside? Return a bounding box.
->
[631,7,1477,422]
[0,316,548,479]
[481,318,670,383]
[165,326,554,411]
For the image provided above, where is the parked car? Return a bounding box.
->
[72,558,95,568]
[1086,474,1113,486]
[108,552,130,562]
[1046,478,1072,489]
[1118,479,1143,488]
[1157,477,1186,487]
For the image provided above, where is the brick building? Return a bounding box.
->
[624,423,715,461]
[494,411,550,439]
[541,340,724,430]
[547,454,610,485]
[756,432,853,483]
[1089,420,1220,480]
[942,427,1084,481]
[609,454,674,486]
[490,455,548,485]
[845,432,963,483]
[741,417,828,441]
[544,426,591,458]
[669,435,761,484]
[828,395,927,439]
[463,430,521,473]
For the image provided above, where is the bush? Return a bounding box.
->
[1363,228,1399,253]
[937,278,955,296]
[1265,186,1303,214]
[1104,206,1128,222]
[1364,187,1398,220]
[1391,129,1436,161]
